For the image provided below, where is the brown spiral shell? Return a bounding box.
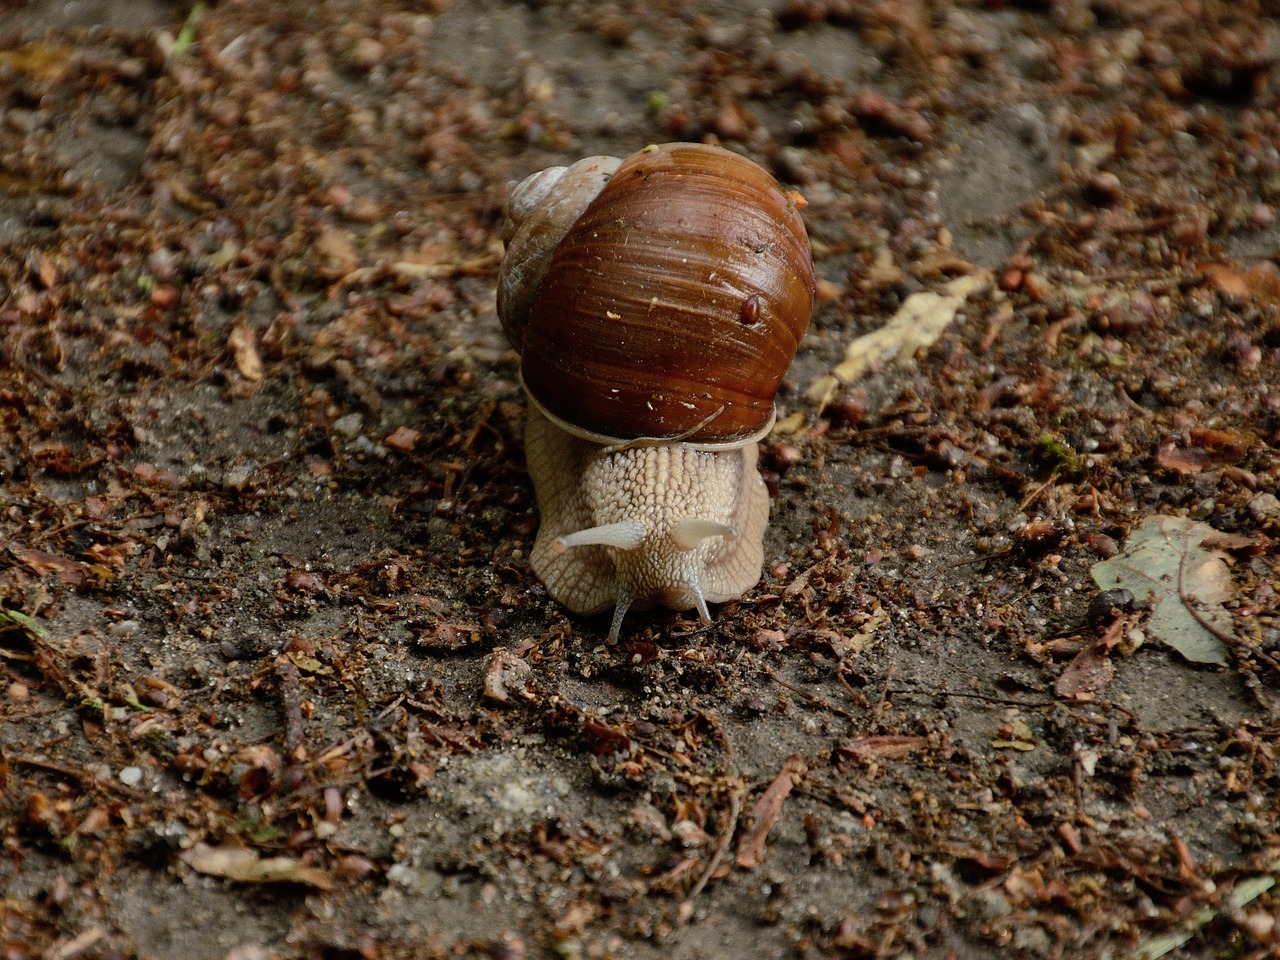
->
[502,142,814,447]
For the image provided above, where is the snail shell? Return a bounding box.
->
[501,142,814,447]
[498,143,814,640]
[497,155,621,353]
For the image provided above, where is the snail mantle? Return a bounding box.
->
[498,142,815,642]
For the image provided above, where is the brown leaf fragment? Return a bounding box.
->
[580,719,632,758]
[416,621,484,651]
[735,754,807,869]
[284,568,326,594]
[1156,441,1212,474]
[0,42,74,82]
[1054,643,1115,698]
[36,253,58,289]
[10,547,87,586]
[315,225,361,278]
[134,676,181,710]
[1055,617,1127,698]
[1200,531,1268,557]
[180,843,333,890]
[554,901,597,936]
[838,735,929,761]
[1200,260,1280,304]
[1157,428,1249,475]
[228,323,264,382]
[1190,427,1249,459]
[384,426,420,452]
[482,649,533,705]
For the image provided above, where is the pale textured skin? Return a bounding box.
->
[524,406,768,618]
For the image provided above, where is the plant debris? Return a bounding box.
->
[1091,516,1237,665]
[807,272,990,410]
[180,843,335,891]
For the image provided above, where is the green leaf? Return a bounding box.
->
[171,3,208,57]
[0,608,51,641]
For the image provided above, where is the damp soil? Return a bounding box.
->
[2,2,1279,958]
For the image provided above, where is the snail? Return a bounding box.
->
[498,142,814,642]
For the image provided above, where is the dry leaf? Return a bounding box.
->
[1200,260,1280,304]
[228,324,264,382]
[838,735,929,760]
[285,651,331,675]
[0,43,75,82]
[808,272,990,410]
[992,719,1037,752]
[482,649,533,704]
[1157,429,1249,474]
[735,754,806,869]
[10,547,87,586]
[180,843,333,890]
[1091,516,1233,665]
[1055,618,1129,698]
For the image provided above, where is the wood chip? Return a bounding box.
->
[228,323,264,382]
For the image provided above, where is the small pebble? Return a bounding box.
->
[1247,492,1279,520]
[332,413,363,438]
[119,766,144,787]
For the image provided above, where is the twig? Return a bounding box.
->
[678,785,744,924]
[275,657,305,759]
[834,669,870,708]
[735,755,807,869]
[12,755,147,800]
[762,664,860,720]
[870,660,896,724]
[948,548,1013,569]
[678,712,744,924]
[1017,471,1059,512]
[889,686,1054,709]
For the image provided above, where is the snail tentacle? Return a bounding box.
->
[671,518,737,551]
[690,580,713,628]
[608,587,635,645]
[553,520,647,553]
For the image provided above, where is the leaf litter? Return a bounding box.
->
[1091,516,1235,665]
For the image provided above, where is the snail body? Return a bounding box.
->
[498,143,814,641]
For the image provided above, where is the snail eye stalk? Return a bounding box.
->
[671,518,737,551]
[553,521,647,554]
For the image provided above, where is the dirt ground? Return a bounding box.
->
[2,1,1279,957]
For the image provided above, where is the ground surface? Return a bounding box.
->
[1,1,1279,958]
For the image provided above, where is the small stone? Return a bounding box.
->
[119,766,145,787]
[384,426,420,452]
[1085,171,1123,204]
[386,863,419,888]
[1012,925,1053,954]
[350,37,384,71]
[1247,492,1279,520]
[972,887,1012,919]
[332,413,363,438]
